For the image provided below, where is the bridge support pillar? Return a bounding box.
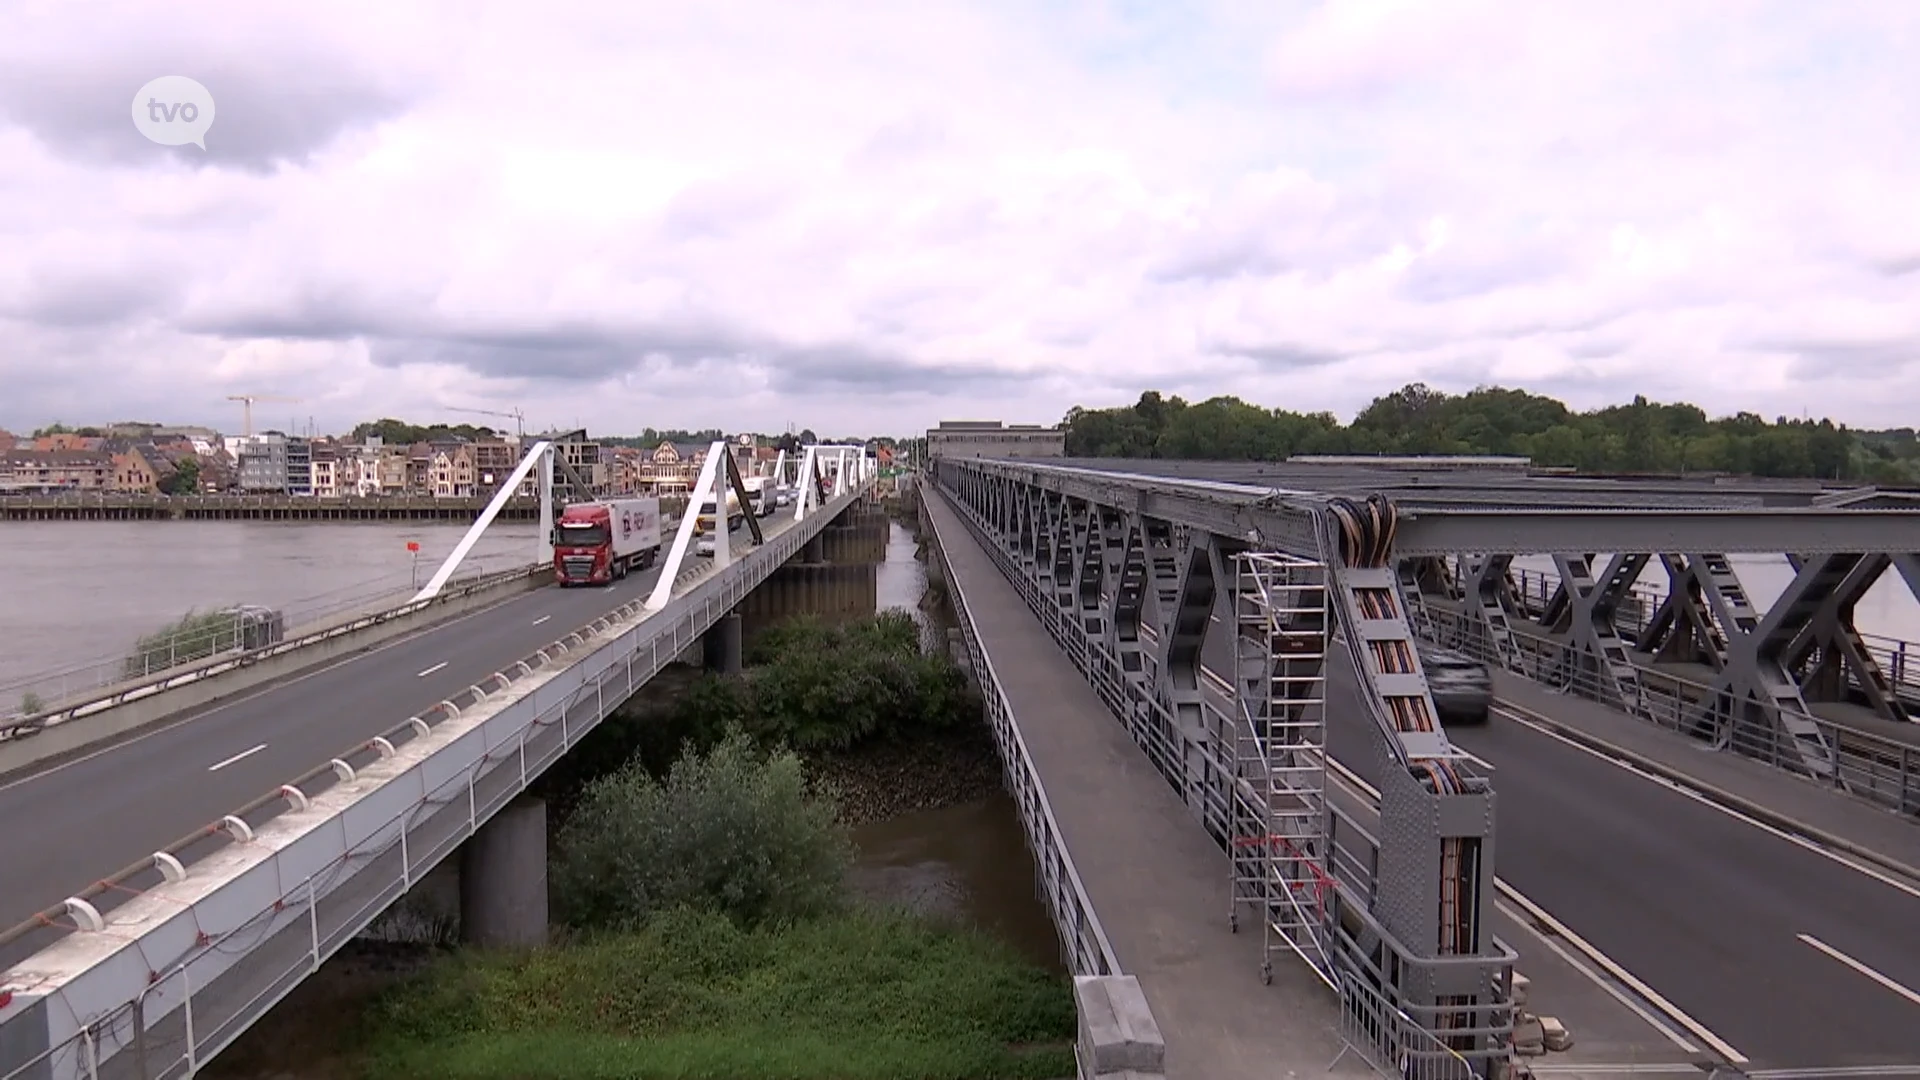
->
[704,611,743,675]
[460,796,548,948]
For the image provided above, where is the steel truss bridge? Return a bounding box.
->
[0,440,876,1080]
[931,454,1920,1079]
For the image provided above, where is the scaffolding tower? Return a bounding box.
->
[1228,551,1334,987]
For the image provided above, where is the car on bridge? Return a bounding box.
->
[1417,641,1491,724]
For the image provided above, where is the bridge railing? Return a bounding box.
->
[924,498,1120,980]
[1422,606,1920,819]
[0,562,548,743]
[1494,565,1919,707]
[1,484,873,1080]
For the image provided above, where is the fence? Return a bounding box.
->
[1496,565,1920,707]
[925,500,1121,980]
[1423,606,1920,818]
[0,562,546,742]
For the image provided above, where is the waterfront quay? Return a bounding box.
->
[2,494,530,522]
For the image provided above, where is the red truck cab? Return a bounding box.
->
[553,498,662,586]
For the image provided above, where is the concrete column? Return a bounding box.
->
[703,611,743,675]
[460,796,548,948]
[803,536,825,563]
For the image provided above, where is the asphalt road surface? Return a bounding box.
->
[1323,657,1920,1071]
[0,517,797,962]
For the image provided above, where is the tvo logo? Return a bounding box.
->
[130,76,216,149]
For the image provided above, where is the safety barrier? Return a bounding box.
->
[923,498,1120,979]
[0,562,547,746]
[0,485,870,1080]
[1496,565,1920,710]
[1423,606,1920,818]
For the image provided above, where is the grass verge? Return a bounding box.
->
[361,906,1076,1080]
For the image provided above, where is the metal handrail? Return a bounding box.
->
[923,490,1122,978]
[1422,606,1920,817]
[0,563,547,742]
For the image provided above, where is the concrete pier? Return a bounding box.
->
[703,610,744,674]
[459,796,549,948]
[737,503,889,641]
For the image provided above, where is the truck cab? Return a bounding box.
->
[553,498,662,585]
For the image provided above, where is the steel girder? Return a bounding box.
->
[1424,547,1920,782]
[936,458,1515,1072]
[962,459,1920,555]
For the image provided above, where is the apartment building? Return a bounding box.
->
[0,448,114,491]
[430,444,478,497]
[925,420,1066,460]
[311,445,339,498]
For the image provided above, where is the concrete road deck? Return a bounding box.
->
[925,490,1368,1079]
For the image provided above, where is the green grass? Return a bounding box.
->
[360,907,1077,1080]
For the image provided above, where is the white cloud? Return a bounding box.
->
[1,0,1918,440]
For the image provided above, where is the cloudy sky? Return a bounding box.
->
[2,0,1917,440]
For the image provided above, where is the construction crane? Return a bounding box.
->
[225,394,302,438]
[444,405,526,439]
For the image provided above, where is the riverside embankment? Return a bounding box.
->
[200,518,1070,1080]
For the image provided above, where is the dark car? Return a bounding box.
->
[1418,642,1491,725]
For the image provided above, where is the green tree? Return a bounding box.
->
[158,457,200,495]
[1059,381,1899,480]
[552,733,852,931]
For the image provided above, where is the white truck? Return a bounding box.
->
[742,476,777,517]
[552,497,663,585]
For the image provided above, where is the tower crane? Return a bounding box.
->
[225,394,302,438]
[444,405,527,439]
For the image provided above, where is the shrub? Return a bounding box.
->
[362,906,1077,1080]
[741,612,971,751]
[552,733,852,932]
[123,609,243,679]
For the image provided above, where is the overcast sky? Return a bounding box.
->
[2,0,1917,440]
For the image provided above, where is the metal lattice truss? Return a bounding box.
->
[1424,548,1920,781]
[935,458,1518,1075]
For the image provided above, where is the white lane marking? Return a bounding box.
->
[0,580,552,795]
[1488,704,1920,903]
[1797,934,1920,1008]
[1325,757,1746,1064]
[532,615,551,626]
[415,661,448,678]
[208,743,268,772]
[1491,898,1700,1055]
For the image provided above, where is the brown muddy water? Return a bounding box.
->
[849,792,1066,975]
[855,518,1061,971]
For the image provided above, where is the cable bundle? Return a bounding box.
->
[1314,495,1476,962]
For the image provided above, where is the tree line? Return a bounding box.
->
[1062,385,1919,482]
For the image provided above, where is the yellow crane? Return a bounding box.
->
[226,394,302,438]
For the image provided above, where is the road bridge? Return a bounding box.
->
[0,441,879,1080]
[924,455,1920,1078]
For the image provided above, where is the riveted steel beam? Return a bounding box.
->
[1393,508,1920,557]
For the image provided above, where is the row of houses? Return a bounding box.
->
[0,426,855,498]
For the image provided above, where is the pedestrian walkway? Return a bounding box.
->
[924,490,1367,1079]
[1492,670,1920,878]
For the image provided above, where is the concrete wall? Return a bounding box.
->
[0,569,550,778]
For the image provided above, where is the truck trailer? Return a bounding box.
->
[553,497,663,585]
[741,476,777,517]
